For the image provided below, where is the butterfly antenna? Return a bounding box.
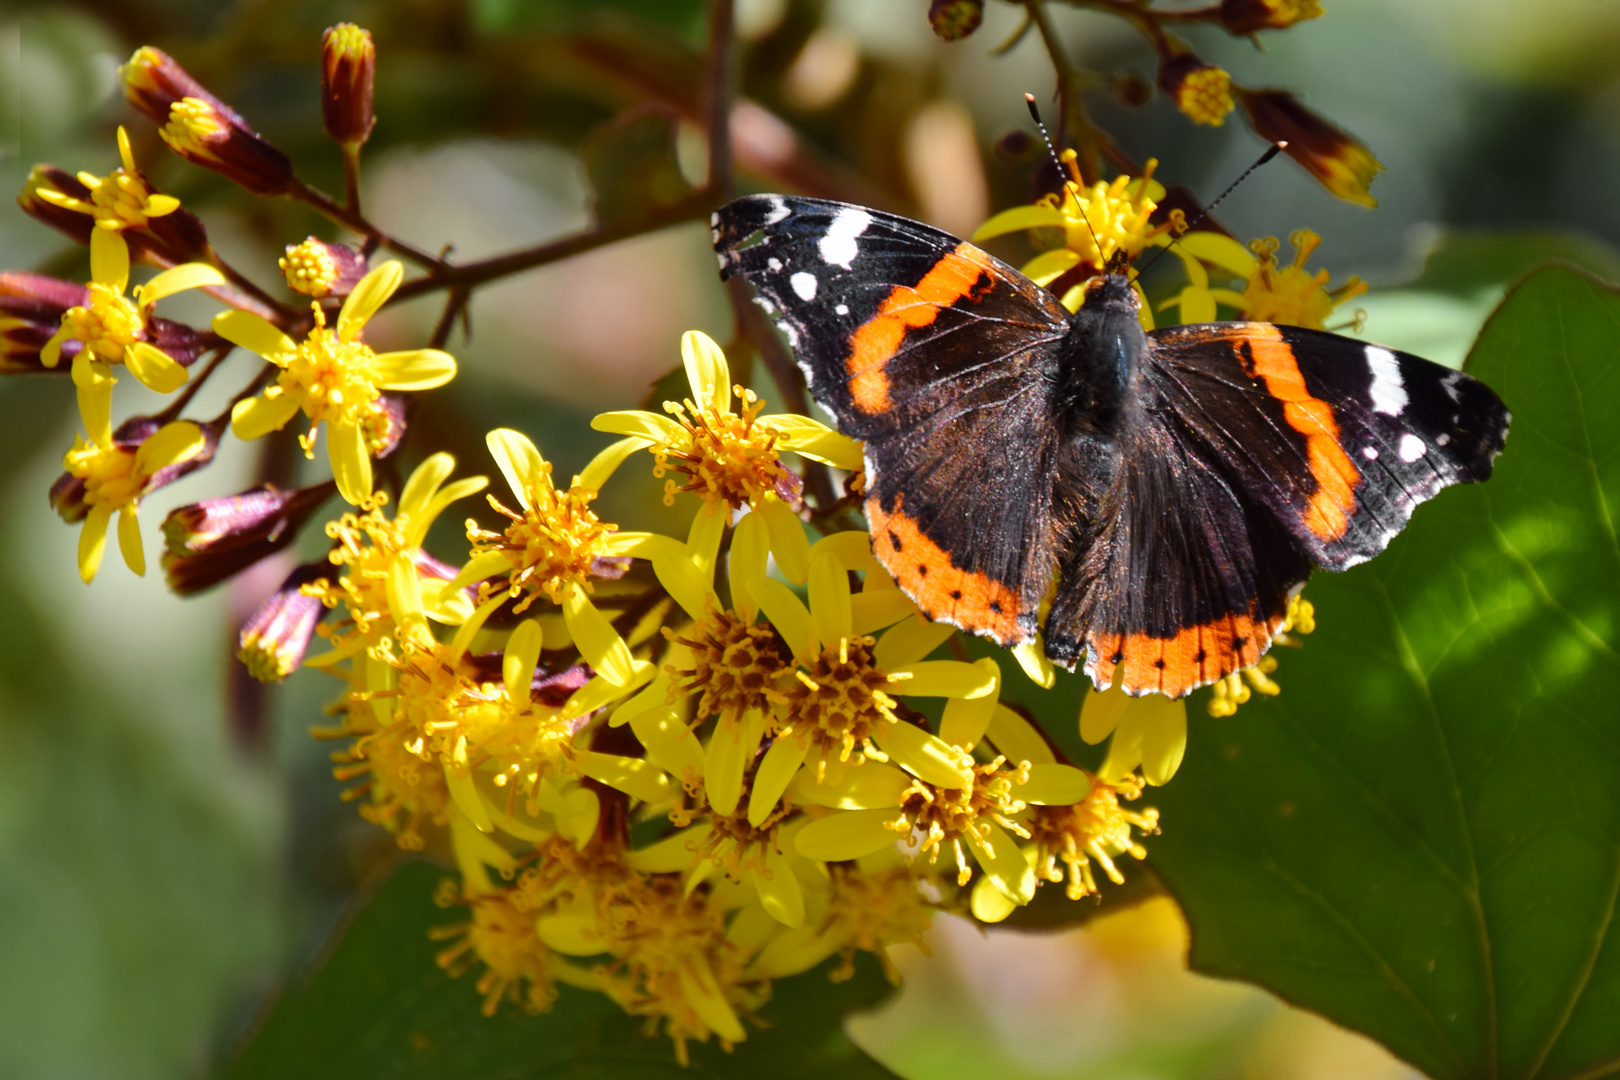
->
[1023,93,1107,267]
[1137,141,1288,277]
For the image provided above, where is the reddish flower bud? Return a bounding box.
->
[1158,52,1234,127]
[1220,0,1324,34]
[279,237,370,299]
[321,24,377,148]
[1237,88,1382,207]
[928,0,984,41]
[119,47,294,197]
[161,481,335,596]
[19,164,211,265]
[238,561,332,682]
[0,273,87,373]
[50,414,222,525]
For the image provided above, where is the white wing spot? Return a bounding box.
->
[753,296,776,316]
[763,197,790,225]
[834,303,849,316]
[819,208,872,270]
[790,272,817,301]
[778,321,800,348]
[1366,346,1407,416]
[767,257,782,272]
[1437,433,1451,446]
[1442,370,1464,402]
[1363,446,1379,460]
[1398,433,1426,462]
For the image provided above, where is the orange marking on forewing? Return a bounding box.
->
[866,495,1024,643]
[1244,327,1360,541]
[846,243,997,414]
[1085,608,1285,698]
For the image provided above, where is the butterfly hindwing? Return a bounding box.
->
[1143,323,1510,571]
[713,195,1071,644]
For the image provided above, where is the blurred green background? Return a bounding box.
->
[2,0,1618,1077]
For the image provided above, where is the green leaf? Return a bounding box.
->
[225,860,900,1080]
[1148,266,1620,1080]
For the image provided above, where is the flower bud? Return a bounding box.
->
[1219,0,1324,34]
[238,561,332,682]
[1157,52,1234,127]
[119,47,294,197]
[321,24,376,147]
[161,481,335,596]
[50,414,221,525]
[928,0,984,41]
[0,273,88,373]
[1237,88,1382,207]
[20,164,211,265]
[279,237,369,299]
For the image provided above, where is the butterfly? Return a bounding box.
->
[711,194,1511,698]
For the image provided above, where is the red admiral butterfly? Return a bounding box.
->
[711,194,1510,698]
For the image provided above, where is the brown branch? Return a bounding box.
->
[289,180,448,269]
[702,0,736,202]
[1025,0,1112,183]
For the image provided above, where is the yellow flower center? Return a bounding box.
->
[891,756,1030,886]
[824,865,932,982]
[278,308,387,439]
[677,794,788,880]
[665,609,787,721]
[1174,66,1234,127]
[308,499,411,644]
[1049,154,1167,270]
[60,284,143,364]
[655,387,793,510]
[1026,772,1158,900]
[83,170,162,230]
[775,636,898,780]
[1239,230,1368,330]
[431,893,554,1016]
[280,238,339,297]
[323,713,450,851]
[161,97,226,158]
[468,466,617,614]
[62,436,143,512]
[327,22,373,59]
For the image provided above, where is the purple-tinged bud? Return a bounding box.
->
[19,164,211,266]
[161,481,335,596]
[50,414,222,525]
[238,561,332,682]
[1219,0,1323,34]
[0,273,87,373]
[1237,88,1382,207]
[321,24,377,148]
[119,47,295,197]
[279,237,370,299]
[928,0,984,41]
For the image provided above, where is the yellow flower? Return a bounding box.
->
[1158,55,1234,127]
[593,330,861,585]
[431,888,557,1016]
[974,157,1175,298]
[1208,591,1316,716]
[42,229,224,404]
[1023,773,1159,903]
[1158,228,1367,329]
[57,365,207,583]
[34,126,181,232]
[1079,681,1189,785]
[215,261,458,505]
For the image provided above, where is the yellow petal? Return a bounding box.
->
[886,659,997,699]
[561,581,635,686]
[386,552,426,629]
[704,713,752,817]
[537,911,607,957]
[753,847,805,928]
[627,824,711,873]
[560,661,653,721]
[850,588,915,637]
[748,735,808,827]
[77,504,113,583]
[143,193,180,217]
[748,923,840,980]
[485,428,544,510]
[796,808,899,862]
[89,227,129,292]
[578,435,648,491]
[136,261,225,305]
[1022,763,1090,805]
[328,420,372,505]
[212,310,297,360]
[116,505,144,576]
[757,492,808,584]
[503,618,543,703]
[874,721,972,789]
[1100,711,1146,782]
[971,872,1017,923]
[1080,683,1130,744]
[771,424,865,471]
[590,409,687,446]
[678,957,746,1043]
[687,502,726,580]
[985,703,1055,766]
[134,420,205,476]
[1177,230,1259,277]
[574,751,672,804]
[1020,247,1082,287]
[968,820,1035,905]
[398,452,455,521]
[230,393,300,441]
[1162,285,1218,325]
[415,476,488,546]
[810,530,880,574]
[337,259,402,341]
[681,329,731,414]
[939,659,1001,750]
[971,203,1066,241]
[630,706,706,779]
[116,126,137,172]
[728,510,769,623]
[373,348,457,390]
[874,616,956,671]
[795,759,909,809]
[748,577,813,659]
[610,673,673,727]
[41,328,67,369]
[1139,694,1189,786]
[124,341,188,393]
[447,766,495,833]
[1012,639,1055,688]
[807,549,852,650]
[71,355,115,445]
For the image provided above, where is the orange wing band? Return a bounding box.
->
[1084,607,1286,698]
[845,243,998,414]
[867,495,1025,644]
[1243,326,1360,542]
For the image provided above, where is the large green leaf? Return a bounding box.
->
[1149,266,1620,1079]
[225,860,899,1080]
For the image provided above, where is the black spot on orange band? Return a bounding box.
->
[1084,606,1287,698]
[866,494,1025,644]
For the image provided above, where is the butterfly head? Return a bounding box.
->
[1077,272,1140,316]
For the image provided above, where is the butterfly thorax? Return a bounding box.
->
[1056,274,1144,440]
